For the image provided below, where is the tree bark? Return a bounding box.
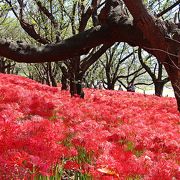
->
[165,53,180,111]
[123,0,180,111]
[107,82,115,90]
[61,74,69,90]
[154,82,164,96]
[168,72,180,111]
[48,62,57,87]
[69,74,84,98]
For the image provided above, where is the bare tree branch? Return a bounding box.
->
[0,21,150,63]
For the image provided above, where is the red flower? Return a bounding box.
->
[0,73,179,179]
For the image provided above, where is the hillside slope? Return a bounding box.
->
[0,74,179,179]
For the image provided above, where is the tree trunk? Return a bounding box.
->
[165,55,180,111]
[50,76,57,87]
[70,78,77,97]
[45,64,51,86]
[154,81,164,96]
[46,76,51,86]
[0,60,5,73]
[61,74,69,90]
[170,74,180,111]
[48,62,57,87]
[107,82,115,90]
[76,81,84,98]
[60,65,69,90]
[68,56,85,98]
[69,71,84,98]
[69,78,84,98]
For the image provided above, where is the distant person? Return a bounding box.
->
[127,83,135,92]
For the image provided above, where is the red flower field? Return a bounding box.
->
[0,73,179,179]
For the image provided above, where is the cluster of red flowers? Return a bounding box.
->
[0,73,179,179]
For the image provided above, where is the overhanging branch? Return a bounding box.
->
[0,21,150,63]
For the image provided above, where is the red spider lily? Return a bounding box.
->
[0,73,179,179]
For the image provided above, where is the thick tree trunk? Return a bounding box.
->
[69,78,84,98]
[76,81,84,98]
[69,72,84,98]
[70,79,77,97]
[172,53,180,111]
[165,55,180,111]
[170,75,180,111]
[107,83,115,90]
[154,82,164,96]
[69,57,85,98]
[61,74,69,90]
